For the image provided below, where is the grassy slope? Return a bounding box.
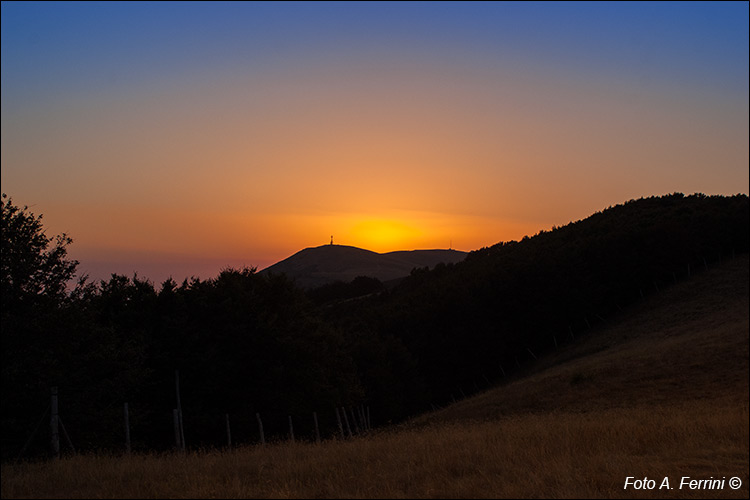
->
[408,254,749,425]
[2,256,747,499]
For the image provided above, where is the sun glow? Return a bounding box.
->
[348,219,421,252]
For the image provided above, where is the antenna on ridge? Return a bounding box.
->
[330,235,334,245]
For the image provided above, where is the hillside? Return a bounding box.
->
[339,193,749,414]
[259,244,467,288]
[3,255,747,499]
[408,253,749,426]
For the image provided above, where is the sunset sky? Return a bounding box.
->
[2,1,748,286]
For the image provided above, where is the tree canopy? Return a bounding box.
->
[1,193,78,311]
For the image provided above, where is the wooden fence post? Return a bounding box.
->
[341,407,353,438]
[354,406,360,431]
[50,387,59,458]
[351,407,360,434]
[225,414,232,449]
[256,413,265,445]
[173,409,181,449]
[124,403,131,454]
[313,412,321,443]
[175,370,185,451]
[358,405,366,431]
[335,407,344,439]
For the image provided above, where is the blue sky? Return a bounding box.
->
[3,1,747,103]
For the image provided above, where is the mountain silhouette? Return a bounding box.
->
[259,244,467,289]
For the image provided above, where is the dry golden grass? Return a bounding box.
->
[2,257,748,499]
[410,255,749,424]
[1,402,747,499]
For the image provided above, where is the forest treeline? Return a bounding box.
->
[334,193,750,411]
[1,192,748,458]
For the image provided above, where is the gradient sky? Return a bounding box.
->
[2,1,748,286]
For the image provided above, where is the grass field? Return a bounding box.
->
[2,256,747,499]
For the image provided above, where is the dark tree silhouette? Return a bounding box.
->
[1,193,78,310]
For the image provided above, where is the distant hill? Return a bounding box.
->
[259,244,467,289]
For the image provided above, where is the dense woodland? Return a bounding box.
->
[1,192,748,459]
